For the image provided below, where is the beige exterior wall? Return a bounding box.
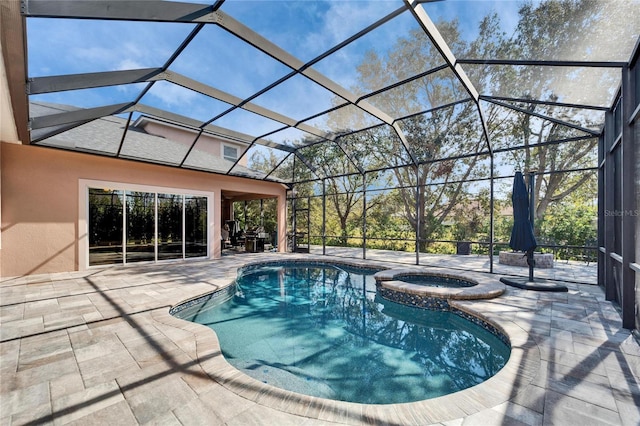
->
[1,143,286,277]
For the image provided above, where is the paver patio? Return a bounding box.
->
[1,251,638,425]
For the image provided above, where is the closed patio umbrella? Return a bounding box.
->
[500,171,567,292]
[509,171,537,261]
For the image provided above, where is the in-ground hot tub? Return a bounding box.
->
[394,273,476,288]
[374,267,505,310]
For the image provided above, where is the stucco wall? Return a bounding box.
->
[1,143,286,277]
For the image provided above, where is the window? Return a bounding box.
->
[223,144,238,162]
[86,183,210,266]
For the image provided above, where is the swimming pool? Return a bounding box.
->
[173,261,510,404]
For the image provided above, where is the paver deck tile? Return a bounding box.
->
[543,389,621,425]
[51,380,124,425]
[491,401,544,426]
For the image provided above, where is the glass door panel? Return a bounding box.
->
[126,191,156,263]
[88,189,124,266]
[185,196,207,258]
[158,193,183,260]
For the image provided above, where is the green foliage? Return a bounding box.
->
[233,198,278,234]
[538,201,597,259]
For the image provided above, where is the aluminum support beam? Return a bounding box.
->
[489,154,495,273]
[415,167,421,265]
[30,122,91,144]
[480,95,610,112]
[322,179,326,255]
[163,70,338,140]
[27,68,164,94]
[493,135,596,154]
[116,112,134,157]
[147,71,330,145]
[603,108,617,301]
[216,8,405,130]
[484,98,601,136]
[264,152,293,181]
[294,151,321,180]
[358,64,450,102]
[23,0,218,22]
[29,102,133,130]
[297,99,473,151]
[620,65,637,329]
[597,132,608,297]
[362,173,367,260]
[476,102,493,156]
[458,58,627,68]
[392,122,419,166]
[331,140,365,176]
[404,0,479,103]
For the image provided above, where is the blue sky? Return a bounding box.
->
[26,0,635,148]
[27,0,524,140]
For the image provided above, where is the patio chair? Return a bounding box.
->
[221,226,231,249]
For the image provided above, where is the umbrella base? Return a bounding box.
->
[500,277,568,292]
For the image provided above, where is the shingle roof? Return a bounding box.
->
[30,102,276,180]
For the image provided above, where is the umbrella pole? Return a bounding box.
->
[528,171,536,282]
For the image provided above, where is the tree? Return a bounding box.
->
[296,137,382,246]
[232,198,278,234]
[491,0,603,220]
[340,18,502,251]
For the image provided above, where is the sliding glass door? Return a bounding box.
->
[88,187,208,266]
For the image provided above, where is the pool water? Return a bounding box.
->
[176,263,510,404]
[396,274,475,288]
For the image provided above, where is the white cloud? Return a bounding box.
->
[147,81,198,108]
[117,58,145,71]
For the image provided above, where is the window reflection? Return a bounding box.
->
[126,191,156,263]
[185,196,207,258]
[158,193,183,260]
[88,189,124,266]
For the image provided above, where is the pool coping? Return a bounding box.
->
[160,255,541,424]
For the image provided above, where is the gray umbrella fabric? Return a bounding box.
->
[509,171,537,253]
